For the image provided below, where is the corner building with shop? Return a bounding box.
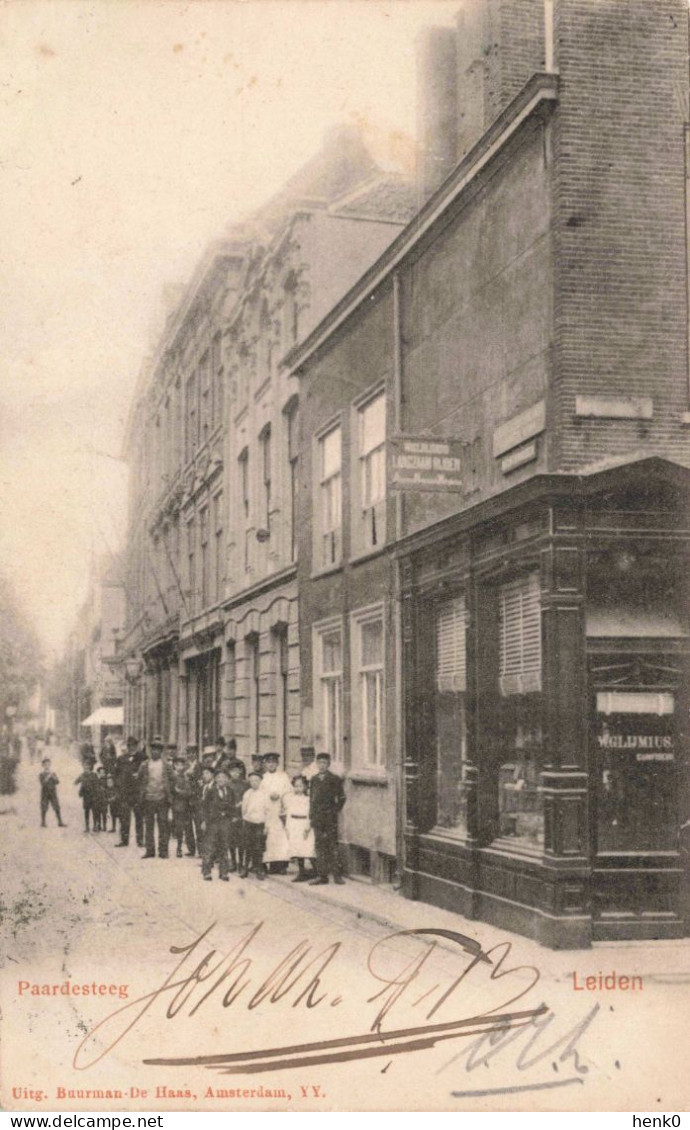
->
[288,0,690,946]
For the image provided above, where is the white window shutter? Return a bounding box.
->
[499,573,542,695]
[436,596,467,694]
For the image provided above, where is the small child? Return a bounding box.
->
[284,775,316,882]
[93,765,108,832]
[227,761,248,873]
[39,758,66,827]
[201,768,232,881]
[105,773,118,832]
[240,772,267,879]
[74,763,99,832]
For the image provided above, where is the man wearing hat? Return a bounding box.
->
[137,736,173,859]
[308,753,346,884]
[114,736,145,847]
[258,753,291,874]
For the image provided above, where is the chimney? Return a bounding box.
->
[416,26,459,204]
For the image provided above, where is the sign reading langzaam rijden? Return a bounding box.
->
[388,435,466,492]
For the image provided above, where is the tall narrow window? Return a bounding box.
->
[273,626,289,762]
[239,448,249,519]
[186,518,196,615]
[200,506,209,609]
[212,333,224,425]
[497,572,544,849]
[283,272,299,349]
[200,352,211,445]
[260,425,271,531]
[286,402,299,563]
[358,392,385,549]
[239,447,250,572]
[315,624,343,763]
[435,596,468,834]
[213,492,223,603]
[247,635,260,754]
[499,573,542,695]
[319,425,341,568]
[185,374,197,463]
[352,609,384,767]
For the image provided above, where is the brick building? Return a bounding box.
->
[288,0,690,945]
[121,126,414,756]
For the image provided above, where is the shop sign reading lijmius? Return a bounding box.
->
[388,435,465,492]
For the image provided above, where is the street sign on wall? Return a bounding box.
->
[388,435,466,492]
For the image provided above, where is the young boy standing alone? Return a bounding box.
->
[39,758,66,827]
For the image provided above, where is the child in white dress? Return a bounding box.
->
[284,775,316,882]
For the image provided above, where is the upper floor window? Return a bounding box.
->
[185,374,198,463]
[283,272,299,349]
[259,425,272,530]
[318,425,342,569]
[353,390,386,554]
[213,492,223,604]
[212,333,224,425]
[238,447,249,520]
[200,506,210,608]
[286,400,299,563]
[200,352,211,446]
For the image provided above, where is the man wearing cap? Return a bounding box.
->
[258,753,291,874]
[308,753,346,884]
[113,736,145,848]
[137,737,173,859]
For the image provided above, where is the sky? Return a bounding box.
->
[0,0,457,662]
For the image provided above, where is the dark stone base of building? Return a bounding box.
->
[398,457,690,950]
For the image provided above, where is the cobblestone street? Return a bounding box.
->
[1,746,688,1112]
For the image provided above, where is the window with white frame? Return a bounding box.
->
[318,425,342,569]
[314,621,343,763]
[351,607,384,768]
[355,391,386,552]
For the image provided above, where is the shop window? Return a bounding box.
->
[351,607,384,768]
[497,573,544,849]
[317,425,342,569]
[435,596,468,835]
[313,620,343,765]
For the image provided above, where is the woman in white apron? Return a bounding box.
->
[258,752,291,873]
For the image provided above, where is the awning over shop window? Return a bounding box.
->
[80,706,123,728]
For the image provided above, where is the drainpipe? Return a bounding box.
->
[392,271,405,885]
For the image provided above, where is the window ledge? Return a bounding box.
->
[310,563,343,580]
[347,770,388,786]
[486,837,544,862]
[349,544,388,567]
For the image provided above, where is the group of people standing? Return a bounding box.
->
[40,734,347,886]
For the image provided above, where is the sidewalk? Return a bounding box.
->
[269,869,690,984]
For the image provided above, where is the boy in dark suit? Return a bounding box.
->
[39,758,66,827]
[308,753,346,884]
[201,767,232,881]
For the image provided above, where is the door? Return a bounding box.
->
[591,682,683,939]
